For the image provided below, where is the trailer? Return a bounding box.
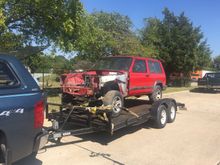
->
[45,98,185,143]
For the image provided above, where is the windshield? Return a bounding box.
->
[93,57,132,71]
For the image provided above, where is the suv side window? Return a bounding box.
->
[148,61,162,73]
[132,59,147,73]
[0,61,19,88]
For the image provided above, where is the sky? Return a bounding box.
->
[81,0,220,57]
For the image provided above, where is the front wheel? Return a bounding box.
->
[149,85,162,103]
[103,90,124,117]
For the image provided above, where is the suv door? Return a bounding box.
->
[129,59,152,96]
[147,60,165,87]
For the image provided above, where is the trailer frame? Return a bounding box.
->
[45,98,185,142]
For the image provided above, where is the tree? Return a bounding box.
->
[92,11,146,56]
[140,8,212,77]
[71,11,146,62]
[140,18,161,57]
[23,53,52,73]
[214,55,220,70]
[0,0,84,56]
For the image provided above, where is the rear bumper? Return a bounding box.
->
[33,129,48,152]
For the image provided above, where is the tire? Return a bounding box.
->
[103,90,124,117]
[61,93,75,105]
[155,104,167,128]
[149,85,162,103]
[0,142,8,165]
[167,102,177,123]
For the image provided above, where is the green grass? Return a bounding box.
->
[40,74,60,88]
[164,86,194,93]
[47,95,61,112]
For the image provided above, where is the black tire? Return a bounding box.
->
[155,104,167,128]
[103,90,124,117]
[149,85,162,103]
[61,93,75,105]
[167,101,177,123]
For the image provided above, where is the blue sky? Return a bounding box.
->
[81,0,220,57]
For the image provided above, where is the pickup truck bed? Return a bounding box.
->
[198,72,220,89]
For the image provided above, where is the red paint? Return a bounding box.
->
[61,56,166,100]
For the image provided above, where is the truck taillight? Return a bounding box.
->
[34,100,44,128]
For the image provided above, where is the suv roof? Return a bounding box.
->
[106,55,161,62]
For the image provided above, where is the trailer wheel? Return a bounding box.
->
[103,90,124,117]
[167,102,177,123]
[149,85,162,103]
[155,104,167,128]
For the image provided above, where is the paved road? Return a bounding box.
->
[15,90,220,165]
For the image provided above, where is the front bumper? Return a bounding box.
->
[33,129,48,152]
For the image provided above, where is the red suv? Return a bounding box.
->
[61,56,166,116]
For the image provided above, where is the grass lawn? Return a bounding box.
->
[164,86,194,93]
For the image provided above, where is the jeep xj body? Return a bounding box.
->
[61,56,166,115]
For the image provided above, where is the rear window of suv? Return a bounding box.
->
[0,61,19,88]
[148,61,162,73]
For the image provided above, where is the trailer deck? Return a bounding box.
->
[45,99,185,142]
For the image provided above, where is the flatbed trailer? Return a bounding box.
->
[45,98,185,142]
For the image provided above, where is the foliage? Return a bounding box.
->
[71,11,147,61]
[140,8,212,76]
[0,1,214,82]
[213,55,220,70]
[0,0,84,55]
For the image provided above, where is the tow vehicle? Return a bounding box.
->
[0,55,48,165]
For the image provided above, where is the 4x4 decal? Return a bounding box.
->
[0,108,24,117]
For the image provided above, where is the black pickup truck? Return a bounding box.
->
[0,55,48,165]
[198,72,220,89]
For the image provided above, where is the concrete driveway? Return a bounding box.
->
[15,90,220,165]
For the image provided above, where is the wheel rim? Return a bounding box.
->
[112,96,122,114]
[170,106,176,119]
[160,109,167,125]
[156,89,162,100]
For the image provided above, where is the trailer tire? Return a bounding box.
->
[167,101,177,123]
[103,90,124,117]
[155,104,167,128]
[149,85,162,103]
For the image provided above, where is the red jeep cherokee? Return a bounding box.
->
[61,56,166,116]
